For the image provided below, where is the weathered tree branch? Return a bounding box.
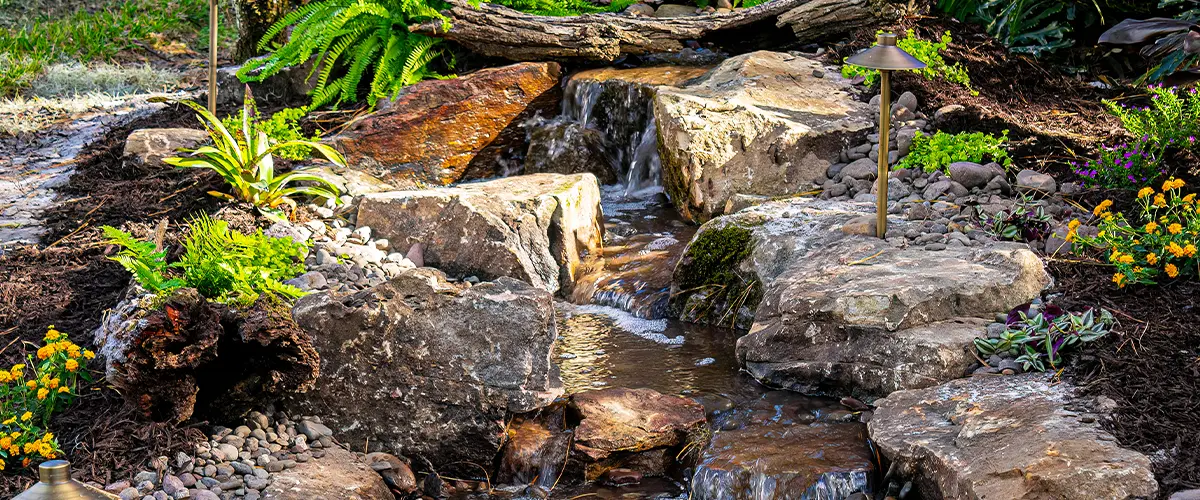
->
[411,0,890,62]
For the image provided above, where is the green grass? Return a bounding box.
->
[0,0,227,96]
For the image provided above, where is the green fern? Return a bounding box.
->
[102,226,187,294]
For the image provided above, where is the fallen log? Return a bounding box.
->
[411,0,897,62]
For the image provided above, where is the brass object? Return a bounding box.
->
[844,33,927,238]
[13,460,120,499]
[208,0,219,115]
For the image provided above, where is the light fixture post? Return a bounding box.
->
[208,0,218,115]
[843,32,926,239]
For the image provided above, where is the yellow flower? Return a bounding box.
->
[1118,254,1135,265]
[1186,193,1197,203]
[1138,187,1155,199]
[43,330,59,341]
[57,386,68,394]
[1187,244,1198,257]
[1,437,12,449]
[65,359,78,372]
[1094,199,1114,216]
[38,442,54,458]
[24,380,35,390]
[11,432,20,439]
[20,412,31,422]
[1169,242,1186,257]
[36,388,47,400]
[11,364,24,377]
[0,458,6,471]
[1169,223,1184,235]
[1147,253,1159,265]
[42,432,52,442]
[1154,193,1167,207]
[46,378,58,390]
[1068,220,1081,231]
[36,346,51,360]
[0,371,10,384]
[1166,263,1180,278]
[1112,273,1127,288]
[1145,222,1159,234]
[2,418,14,426]
[23,442,36,454]
[83,350,95,360]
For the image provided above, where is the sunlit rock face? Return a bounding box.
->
[328,62,562,186]
[656,51,874,223]
[870,374,1158,500]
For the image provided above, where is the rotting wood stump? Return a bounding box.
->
[410,0,896,62]
[94,288,319,423]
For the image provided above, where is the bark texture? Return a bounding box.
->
[232,0,298,62]
[411,0,892,62]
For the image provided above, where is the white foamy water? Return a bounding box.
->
[558,303,682,344]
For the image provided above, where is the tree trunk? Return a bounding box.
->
[409,0,897,62]
[232,0,298,62]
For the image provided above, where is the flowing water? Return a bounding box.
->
[504,67,876,499]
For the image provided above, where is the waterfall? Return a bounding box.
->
[559,77,664,197]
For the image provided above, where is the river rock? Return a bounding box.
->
[356,173,603,294]
[1016,168,1057,194]
[691,392,873,499]
[947,161,997,189]
[261,447,392,499]
[93,288,319,423]
[656,51,873,222]
[838,158,877,181]
[123,128,210,170]
[292,165,396,198]
[523,121,616,183]
[670,198,1050,397]
[328,62,562,185]
[869,374,1158,499]
[287,268,562,474]
[570,387,705,480]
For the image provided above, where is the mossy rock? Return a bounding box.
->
[669,224,761,329]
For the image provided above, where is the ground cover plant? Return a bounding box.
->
[1072,177,1200,287]
[896,129,1011,174]
[103,215,308,306]
[222,106,319,161]
[1104,84,1200,158]
[0,327,92,470]
[977,193,1052,241]
[1072,137,1162,189]
[841,29,974,93]
[975,303,1113,372]
[166,94,345,221]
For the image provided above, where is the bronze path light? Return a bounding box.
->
[208,0,219,114]
[845,33,926,238]
[13,461,120,499]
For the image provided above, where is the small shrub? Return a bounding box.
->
[896,130,1012,174]
[842,30,974,94]
[0,326,94,469]
[937,0,1082,57]
[165,92,344,222]
[974,304,1113,372]
[1072,177,1199,287]
[977,194,1052,242]
[1073,138,1164,189]
[1103,85,1200,159]
[222,106,319,161]
[103,215,309,306]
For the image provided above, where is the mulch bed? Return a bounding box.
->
[0,103,220,494]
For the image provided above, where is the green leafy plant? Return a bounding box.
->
[222,106,319,161]
[164,91,344,222]
[1073,137,1164,189]
[1098,4,1200,84]
[978,194,1052,241]
[842,30,974,94]
[896,130,1012,174]
[974,305,1113,372]
[1103,85,1200,160]
[103,215,308,306]
[937,0,1088,57]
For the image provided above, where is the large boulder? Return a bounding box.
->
[568,387,706,481]
[287,268,562,473]
[356,173,604,294]
[92,288,320,423]
[262,447,393,500]
[523,121,616,183]
[656,51,873,222]
[122,128,209,170]
[327,62,562,185]
[670,198,1050,397]
[869,374,1158,499]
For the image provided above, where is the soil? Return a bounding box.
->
[0,103,220,494]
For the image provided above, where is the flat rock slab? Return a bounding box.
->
[288,268,562,473]
[571,387,706,457]
[262,447,392,499]
[670,198,1050,397]
[691,391,874,499]
[328,62,561,185]
[869,374,1158,499]
[357,173,604,294]
[122,127,209,169]
[656,51,873,222]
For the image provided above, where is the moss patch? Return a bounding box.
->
[672,224,761,328]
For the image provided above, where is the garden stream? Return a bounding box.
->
[497,69,877,499]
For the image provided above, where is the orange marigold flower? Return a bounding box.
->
[1118,254,1135,265]
[82,350,95,360]
[1187,244,1198,257]
[1186,193,1197,203]
[1094,200,1114,216]
[1068,219,1081,231]
[64,359,78,372]
[24,380,35,390]
[1167,263,1180,278]
[1147,253,1159,265]
[1112,273,1127,288]
[1154,193,1167,207]
[1138,187,1155,199]
[36,388,47,400]
[1169,223,1184,235]
[20,412,31,422]
[46,378,58,389]
[1145,221,1159,234]
[56,387,68,394]
[1169,242,1186,257]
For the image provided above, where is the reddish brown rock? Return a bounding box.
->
[568,387,705,480]
[329,62,562,185]
[263,447,392,499]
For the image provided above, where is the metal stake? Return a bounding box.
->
[877,69,890,239]
[208,0,218,115]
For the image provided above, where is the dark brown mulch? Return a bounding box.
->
[1054,260,1200,497]
[0,103,221,494]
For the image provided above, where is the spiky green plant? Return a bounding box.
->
[163,89,345,222]
[101,226,184,293]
